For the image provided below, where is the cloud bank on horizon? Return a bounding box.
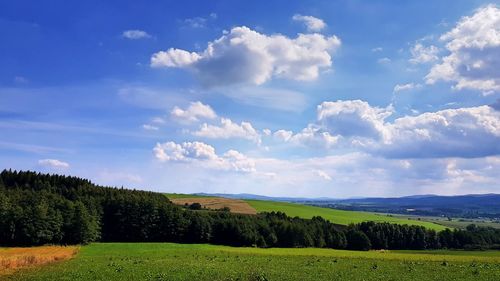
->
[0,1,499,197]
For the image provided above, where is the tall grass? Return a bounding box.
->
[0,246,79,275]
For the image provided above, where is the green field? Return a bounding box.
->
[387,214,500,230]
[246,200,448,231]
[6,243,500,281]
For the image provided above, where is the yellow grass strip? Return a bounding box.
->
[0,246,79,275]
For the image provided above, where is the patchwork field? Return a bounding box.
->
[384,214,500,229]
[0,246,79,276]
[5,243,500,281]
[245,200,448,231]
[164,194,447,230]
[169,197,257,214]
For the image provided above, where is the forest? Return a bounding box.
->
[1,170,499,250]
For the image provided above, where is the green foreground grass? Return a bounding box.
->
[246,200,448,231]
[6,243,500,281]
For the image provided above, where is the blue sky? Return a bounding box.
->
[1,0,499,198]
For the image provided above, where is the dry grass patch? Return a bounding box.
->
[171,197,257,215]
[0,246,79,275]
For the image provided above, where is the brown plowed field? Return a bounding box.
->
[170,197,257,214]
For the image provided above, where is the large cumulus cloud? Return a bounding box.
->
[315,100,500,158]
[274,100,500,158]
[425,4,500,93]
[151,26,341,87]
[153,141,256,173]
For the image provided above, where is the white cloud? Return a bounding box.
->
[122,29,152,40]
[171,101,217,123]
[142,124,159,131]
[371,47,383,52]
[193,118,261,144]
[273,129,293,141]
[222,150,256,173]
[183,17,208,28]
[151,26,341,87]
[153,141,255,173]
[151,117,166,124]
[38,159,69,169]
[182,13,217,28]
[315,169,332,181]
[393,83,422,93]
[151,48,201,68]
[278,100,500,159]
[150,149,500,197]
[272,125,339,148]
[377,57,391,64]
[409,43,439,64]
[292,14,326,32]
[272,101,394,149]
[262,129,272,136]
[317,100,393,140]
[425,5,500,92]
[376,105,500,158]
[289,125,339,148]
[154,141,216,162]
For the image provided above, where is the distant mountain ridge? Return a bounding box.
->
[194,192,500,203]
[194,192,500,219]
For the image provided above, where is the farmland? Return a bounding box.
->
[5,243,500,281]
[246,200,447,231]
[385,214,500,230]
[163,194,447,230]
[0,246,79,276]
[170,197,257,214]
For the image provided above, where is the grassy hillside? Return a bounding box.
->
[6,243,500,281]
[246,200,448,231]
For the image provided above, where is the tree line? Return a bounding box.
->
[1,170,499,250]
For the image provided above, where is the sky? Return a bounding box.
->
[1,0,499,198]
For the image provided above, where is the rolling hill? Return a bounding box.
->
[245,200,447,231]
[165,194,447,231]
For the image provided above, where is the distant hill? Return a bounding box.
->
[194,193,315,201]
[308,194,500,219]
[174,193,447,230]
[194,193,500,219]
[245,199,447,231]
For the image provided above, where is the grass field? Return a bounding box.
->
[246,200,448,231]
[5,243,500,281]
[387,214,500,230]
[0,246,78,276]
[164,194,448,230]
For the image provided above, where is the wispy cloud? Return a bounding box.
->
[122,29,152,39]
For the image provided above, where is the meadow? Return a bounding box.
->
[245,200,447,231]
[386,214,500,230]
[4,243,500,281]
